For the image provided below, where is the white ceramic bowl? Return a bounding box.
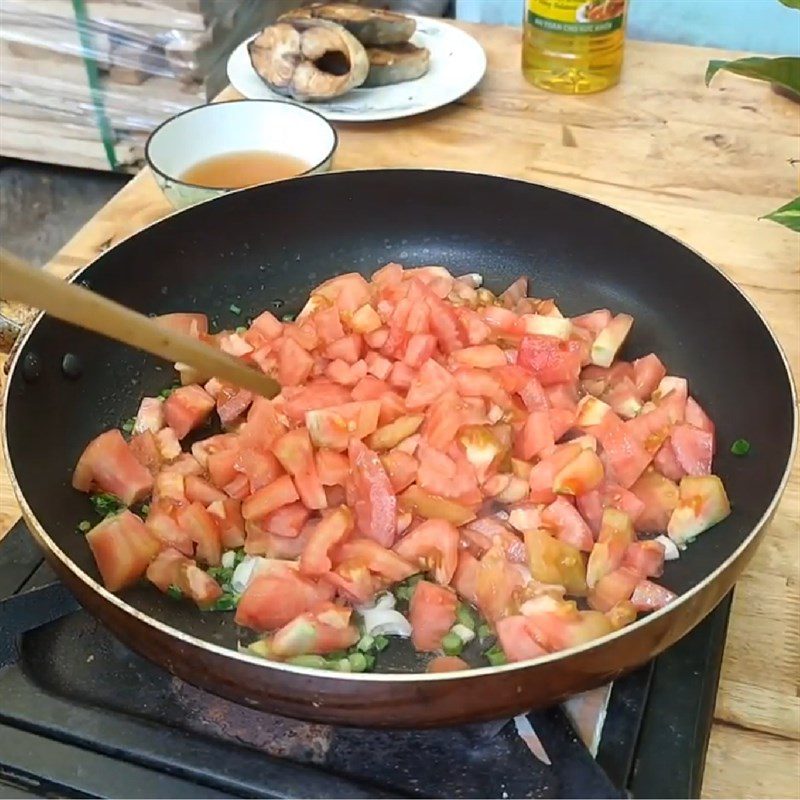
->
[145,99,338,209]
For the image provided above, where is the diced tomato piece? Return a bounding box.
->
[572,309,612,335]
[176,501,221,566]
[474,543,524,622]
[385,361,413,391]
[156,312,208,337]
[306,400,381,451]
[520,411,554,460]
[190,432,235,468]
[316,449,350,486]
[282,382,352,422]
[496,616,548,663]
[216,386,253,426]
[405,358,454,410]
[272,428,327,509]
[380,450,419,493]
[409,580,458,652]
[630,579,676,612]
[586,410,652,489]
[224,473,251,500]
[238,448,283,492]
[452,550,480,604]
[453,367,503,401]
[525,608,613,651]
[250,310,283,340]
[278,337,314,387]
[147,549,223,608]
[326,358,368,387]
[629,471,679,533]
[206,498,245,548]
[492,364,533,395]
[365,327,390,349]
[402,333,436,369]
[625,403,673,455]
[163,385,215,440]
[456,307,490,345]
[416,442,479,502]
[185,474,227,505]
[258,501,309,538]
[623,540,665,579]
[518,335,582,386]
[244,516,314,557]
[271,602,360,657]
[133,397,164,435]
[155,427,182,461]
[146,505,193,555]
[588,566,640,612]
[427,295,464,354]
[667,474,731,545]
[300,506,354,576]
[283,322,319,352]
[479,305,519,333]
[528,442,582,504]
[367,415,424,451]
[685,396,715,437]
[153,470,185,504]
[364,351,392,380]
[235,570,334,632]
[451,344,507,369]
[351,376,389,402]
[427,656,469,673]
[348,439,397,547]
[552,448,604,496]
[315,273,371,314]
[129,430,162,476]
[73,429,153,506]
[86,510,160,592]
[350,303,383,334]
[542,496,594,552]
[242,474,300,521]
[162,453,203,476]
[393,519,459,584]
[313,305,346,344]
[207,448,239,489]
[653,439,687,482]
[524,529,587,595]
[632,354,666,400]
[334,538,417,583]
[325,333,363,364]
[670,424,714,476]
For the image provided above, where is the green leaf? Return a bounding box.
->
[778,0,800,9]
[762,196,800,232]
[705,56,800,95]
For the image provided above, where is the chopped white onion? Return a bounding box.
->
[361,608,412,638]
[457,272,483,288]
[655,535,680,561]
[221,550,236,569]
[231,555,259,594]
[451,623,476,644]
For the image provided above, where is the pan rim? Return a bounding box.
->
[2,168,797,684]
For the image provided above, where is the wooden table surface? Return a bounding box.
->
[1,22,798,798]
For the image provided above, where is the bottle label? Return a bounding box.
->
[527,0,626,35]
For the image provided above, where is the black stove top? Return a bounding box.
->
[0,520,731,799]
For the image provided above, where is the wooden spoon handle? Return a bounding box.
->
[0,249,280,399]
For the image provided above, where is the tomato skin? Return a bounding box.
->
[393,518,459,585]
[235,571,334,632]
[300,506,354,576]
[73,429,154,506]
[409,580,458,652]
[496,616,548,663]
[86,510,161,592]
[163,385,215,440]
[348,439,397,548]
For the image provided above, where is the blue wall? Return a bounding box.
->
[455,0,800,54]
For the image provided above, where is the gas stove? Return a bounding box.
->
[0,520,730,799]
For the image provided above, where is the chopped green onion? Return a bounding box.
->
[456,603,476,631]
[229,303,242,315]
[484,644,507,666]
[477,623,492,643]
[90,492,125,517]
[394,585,412,602]
[281,313,295,323]
[121,417,135,434]
[357,634,375,652]
[210,594,237,611]
[140,504,150,516]
[442,632,463,656]
[287,654,329,669]
[235,326,247,334]
[159,387,174,399]
[407,573,423,587]
[77,520,92,533]
[364,653,376,671]
[451,623,476,645]
[330,658,352,672]
[166,584,183,600]
[327,650,348,661]
[373,635,390,652]
[731,438,751,456]
[233,548,246,566]
[348,652,368,672]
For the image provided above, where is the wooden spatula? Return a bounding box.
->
[0,248,280,399]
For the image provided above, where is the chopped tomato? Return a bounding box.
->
[313,305,345,344]
[542,496,594,552]
[261,501,310,538]
[146,548,223,608]
[632,354,666,400]
[156,312,208,337]
[176,501,222,566]
[133,397,164,435]
[161,453,203,477]
[272,428,327,509]
[86,510,160,591]
[325,333,363,364]
[587,566,640,612]
[416,442,479,502]
[528,443,583,505]
[474,543,524,622]
[518,335,582,386]
[670,424,713,476]
[629,471,679,533]
[300,506,354,576]
[306,400,381,451]
[153,471,185,504]
[334,538,417,583]
[452,344,507,369]
[427,656,469,673]
[405,358,454,410]
[73,429,153,505]
[630,579,676,612]
[315,448,350,486]
[206,498,245,548]
[155,427,182,461]
[282,382,352,422]
[623,540,665,579]
[278,337,315,386]
[585,410,652,489]
[146,504,193,555]
[235,570,334,632]
[348,438,397,547]
[524,529,587,595]
[244,517,315,558]
[162,385,215,440]
[184,474,226,505]
[393,518,459,584]
[241,474,300,521]
[520,411,554,460]
[409,581,458,652]
[653,439,687,482]
[207,449,240,488]
[496,616,548,663]
[452,550,480,604]
[366,415,424,451]
[552,448,604,496]
[250,310,283,340]
[684,396,715,437]
[365,350,392,380]
[129,431,162,476]
[216,386,253,426]
[271,602,360,657]
[380,450,419,493]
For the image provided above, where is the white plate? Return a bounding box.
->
[226,16,487,123]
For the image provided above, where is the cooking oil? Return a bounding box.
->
[522,0,627,94]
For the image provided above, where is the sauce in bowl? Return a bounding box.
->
[180,151,310,189]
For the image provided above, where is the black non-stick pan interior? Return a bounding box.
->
[5,170,795,666]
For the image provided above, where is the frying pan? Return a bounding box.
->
[3,170,796,727]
